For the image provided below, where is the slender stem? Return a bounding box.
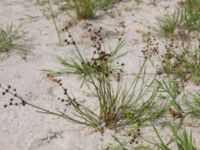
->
[48,0,62,45]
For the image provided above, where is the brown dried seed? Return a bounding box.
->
[22,101,26,106]
[88,28,92,32]
[169,108,182,118]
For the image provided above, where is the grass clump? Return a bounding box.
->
[72,0,94,19]
[186,92,200,118]
[157,0,200,37]
[72,0,118,19]
[151,125,196,150]
[0,25,27,57]
[157,13,180,38]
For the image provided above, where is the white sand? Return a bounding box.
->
[0,0,199,149]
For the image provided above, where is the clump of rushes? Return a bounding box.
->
[157,0,200,38]
[150,124,196,150]
[186,92,200,118]
[1,29,168,133]
[0,25,27,58]
[45,26,125,86]
[1,61,167,133]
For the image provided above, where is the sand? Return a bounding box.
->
[0,0,199,149]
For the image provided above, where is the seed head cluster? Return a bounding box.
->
[128,128,141,145]
[49,78,80,108]
[0,84,26,108]
[62,24,125,82]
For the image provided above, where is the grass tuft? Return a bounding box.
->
[72,0,118,19]
[157,0,200,38]
[186,92,200,118]
[151,124,196,150]
[0,25,27,57]
[73,0,94,19]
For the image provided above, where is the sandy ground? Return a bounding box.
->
[0,0,200,149]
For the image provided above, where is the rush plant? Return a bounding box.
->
[1,29,167,133]
[45,26,125,86]
[0,61,167,133]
